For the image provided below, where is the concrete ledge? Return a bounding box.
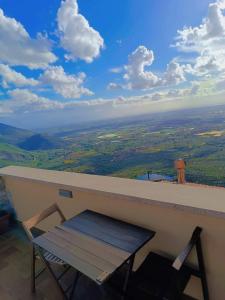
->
[1,165,225,219]
[2,165,225,298]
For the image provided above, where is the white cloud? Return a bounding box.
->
[216,77,225,90]
[166,84,200,98]
[162,61,186,85]
[57,0,104,63]
[0,8,57,69]
[109,46,186,90]
[189,82,200,95]
[124,45,160,89]
[39,66,93,99]
[0,64,38,88]
[110,84,200,105]
[107,82,123,90]
[1,81,223,128]
[219,0,225,8]
[185,50,225,77]
[109,2,225,92]
[109,67,123,74]
[5,89,64,113]
[0,84,199,117]
[175,1,225,52]
[109,1,225,91]
[174,0,225,76]
[0,89,107,115]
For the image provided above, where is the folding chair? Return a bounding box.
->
[22,203,73,297]
[127,226,209,300]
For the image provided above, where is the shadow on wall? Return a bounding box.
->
[0,177,16,230]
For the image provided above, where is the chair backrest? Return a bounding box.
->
[22,203,66,240]
[172,226,202,270]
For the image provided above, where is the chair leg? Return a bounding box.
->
[57,266,71,281]
[196,239,209,300]
[31,244,36,293]
[69,271,80,300]
[36,247,68,300]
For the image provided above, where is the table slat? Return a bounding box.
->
[53,226,130,265]
[44,230,118,273]
[34,235,109,284]
[63,210,154,253]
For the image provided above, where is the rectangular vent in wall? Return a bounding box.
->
[59,189,73,198]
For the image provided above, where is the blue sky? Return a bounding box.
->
[0,0,225,128]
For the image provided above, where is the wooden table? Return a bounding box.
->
[33,210,155,299]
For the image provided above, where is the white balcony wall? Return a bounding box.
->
[1,166,225,300]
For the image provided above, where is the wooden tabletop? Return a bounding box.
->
[33,210,155,284]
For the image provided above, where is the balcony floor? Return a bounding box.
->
[0,225,123,300]
[0,225,196,300]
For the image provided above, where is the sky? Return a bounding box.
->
[0,0,225,129]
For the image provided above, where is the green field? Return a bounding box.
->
[2,105,225,187]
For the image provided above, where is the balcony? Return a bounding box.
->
[0,166,225,299]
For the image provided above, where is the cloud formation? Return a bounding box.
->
[40,66,93,99]
[107,82,123,90]
[124,46,159,89]
[109,46,186,90]
[0,9,57,69]
[57,0,104,63]
[162,61,186,85]
[109,67,123,74]
[175,0,225,76]
[0,64,38,88]
[1,80,222,129]
[5,89,64,113]
[1,0,225,129]
[109,1,225,91]
[0,83,202,116]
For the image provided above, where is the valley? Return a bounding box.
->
[2,105,225,186]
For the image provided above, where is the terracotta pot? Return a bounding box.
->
[0,212,10,234]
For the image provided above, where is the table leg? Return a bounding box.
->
[121,255,135,300]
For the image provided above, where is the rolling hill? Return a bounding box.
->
[0,123,65,151]
[0,123,33,145]
[18,134,65,151]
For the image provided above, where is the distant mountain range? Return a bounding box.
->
[0,123,64,151]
